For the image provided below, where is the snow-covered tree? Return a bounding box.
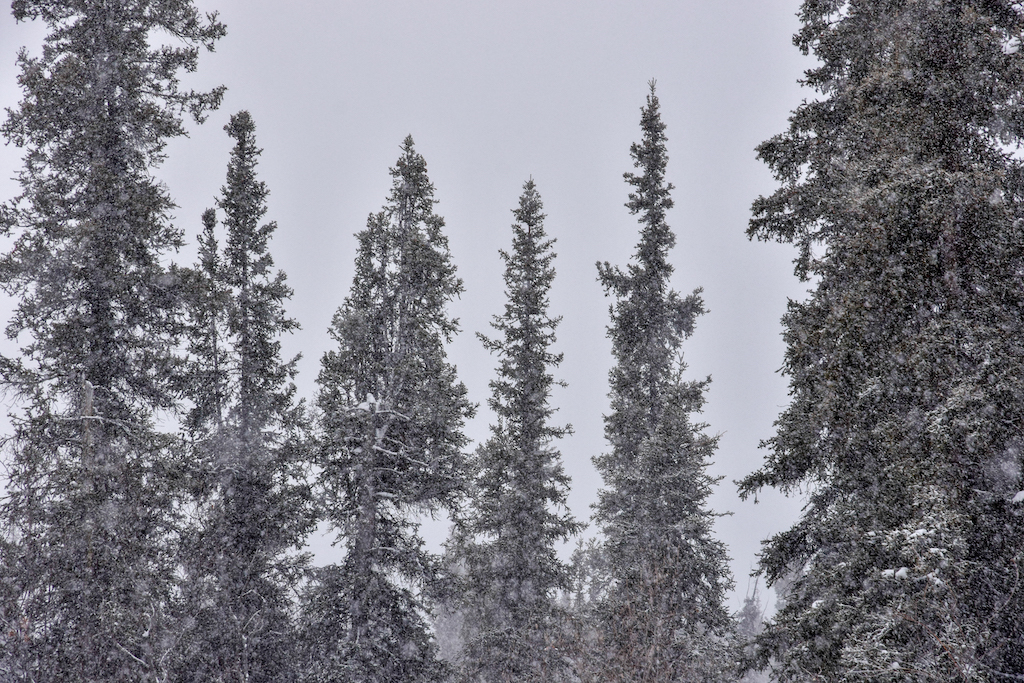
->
[301,136,473,683]
[740,2,1024,679]
[446,179,582,682]
[176,111,312,683]
[182,207,232,438]
[0,1,224,680]
[587,82,734,683]
[735,584,768,683]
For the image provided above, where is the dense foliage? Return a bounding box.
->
[301,137,474,683]
[583,83,735,683]
[6,1,1021,681]
[0,1,223,680]
[740,1,1024,680]
[176,111,312,683]
[446,179,581,682]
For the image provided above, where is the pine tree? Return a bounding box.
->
[0,2,224,680]
[739,2,1024,680]
[176,111,311,683]
[182,207,232,438]
[587,82,734,683]
[301,136,473,683]
[447,179,582,682]
[735,584,768,683]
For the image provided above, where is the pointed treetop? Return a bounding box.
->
[598,81,681,304]
[480,178,566,436]
[387,135,443,227]
[625,80,674,223]
[225,110,257,145]
[221,110,282,284]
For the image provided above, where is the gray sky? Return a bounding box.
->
[0,0,815,612]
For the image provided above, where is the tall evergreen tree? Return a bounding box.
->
[183,207,232,438]
[302,136,473,683]
[176,111,311,683]
[447,179,582,682]
[740,2,1024,680]
[588,83,734,683]
[0,2,224,680]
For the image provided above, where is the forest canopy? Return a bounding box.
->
[1,2,1023,682]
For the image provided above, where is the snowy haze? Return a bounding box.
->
[0,0,812,612]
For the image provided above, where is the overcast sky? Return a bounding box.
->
[0,0,816,612]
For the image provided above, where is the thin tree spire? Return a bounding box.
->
[585,84,733,683]
[448,178,581,682]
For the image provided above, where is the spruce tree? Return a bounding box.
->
[588,83,734,683]
[740,2,1024,680]
[447,179,582,682]
[182,207,232,439]
[176,111,311,683]
[0,2,223,680]
[735,585,768,683]
[302,136,473,683]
